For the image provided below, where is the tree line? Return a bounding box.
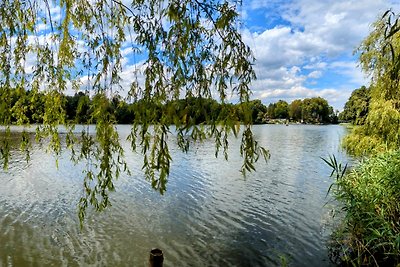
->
[264,97,338,124]
[4,90,338,125]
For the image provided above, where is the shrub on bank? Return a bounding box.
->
[329,150,400,266]
[342,128,390,157]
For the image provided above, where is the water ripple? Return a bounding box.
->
[0,125,352,266]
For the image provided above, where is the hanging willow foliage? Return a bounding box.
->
[0,0,269,225]
[344,10,400,156]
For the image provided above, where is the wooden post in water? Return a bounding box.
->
[149,248,164,267]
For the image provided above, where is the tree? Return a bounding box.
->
[64,92,91,123]
[289,99,302,121]
[266,103,276,119]
[343,10,400,155]
[339,86,370,124]
[329,107,339,124]
[274,100,289,119]
[245,99,266,124]
[0,0,269,224]
[263,98,335,123]
[330,10,400,265]
[301,97,331,123]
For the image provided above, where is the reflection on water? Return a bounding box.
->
[0,125,350,266]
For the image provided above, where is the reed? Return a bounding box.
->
[326,152,400,266]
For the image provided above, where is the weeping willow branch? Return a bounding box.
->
[0,0,268,226]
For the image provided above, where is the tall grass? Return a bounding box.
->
[327,152,400,266]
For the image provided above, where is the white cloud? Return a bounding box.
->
[15,0,400,111]
[308,71,322,79]
[303,61,327,70]
[281,0,393,54]
[242,0,400,109]
[328,61,370,85]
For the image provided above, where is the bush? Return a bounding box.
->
[329,151,400,266]
[342,126,390,156]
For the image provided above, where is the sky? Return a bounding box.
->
[28,0,400,111]
[237,0,400,110]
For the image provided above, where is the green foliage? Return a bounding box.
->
[339,86,371,125]
[333,10,400,266]
[288,99,302,121]
[265,100,290,120]
[321,154,347,182]
[266,103,276,119]
[279,254,290,267]
[328,151,400,266]
[240,126,270,174]
[65,92,91,123]
[8,91,271,127]
[302,97,331,123]
[247,99,267,124]
[344,10,400,155]
[342,126,389,156]
[265,97,337,123]
[274,100,289,119]
[343,98,400,156]
[0,0,269,225]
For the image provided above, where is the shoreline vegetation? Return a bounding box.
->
[3,90,339,126]
[328,151,400,266]
[328,10,400,266]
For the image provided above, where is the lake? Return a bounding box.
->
[0,124,352,266]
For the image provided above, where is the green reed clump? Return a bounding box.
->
[329,151,400,266]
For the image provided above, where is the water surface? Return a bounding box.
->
[0,124,351,266]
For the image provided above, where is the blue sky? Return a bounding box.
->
[238,0,400,110]
[31,0,400,111]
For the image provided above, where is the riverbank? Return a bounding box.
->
[263,118,338,125]
[329,150,400,265]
